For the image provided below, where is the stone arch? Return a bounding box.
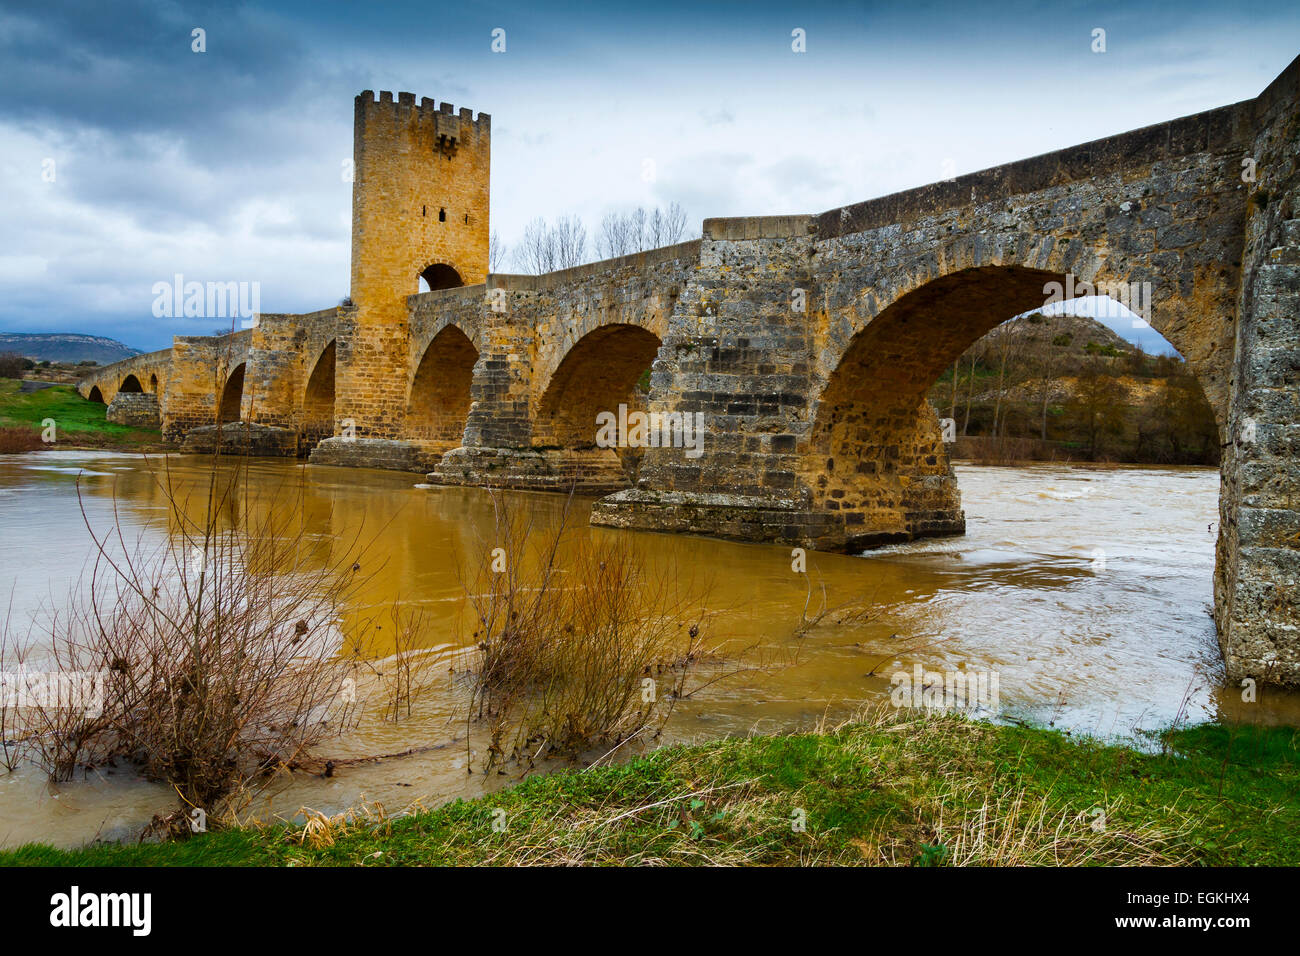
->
[406,325,477,446]
[419,263,462,292]
[301,341,336,448]
[800,260,1221,549]
[119,374,143,393]
[533,323,662,450]
[219,363,245,423]
[87,385,104,404]
[812,227,1231,435]
[149,373,159,394]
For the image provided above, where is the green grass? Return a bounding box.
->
[0,378,161,449]
[2,712,1295,866]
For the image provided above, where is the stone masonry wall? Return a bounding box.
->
[1215,58,1300,686]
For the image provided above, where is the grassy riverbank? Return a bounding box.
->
[2,711,1296,866]
[0,378,162,451]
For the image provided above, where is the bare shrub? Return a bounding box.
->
[0,352,28,379]
[462,493,714,768]
[17,457,369,831]
[0,426,44,453]
[341,603,442,722]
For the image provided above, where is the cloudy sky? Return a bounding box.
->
[2,0,1297,351]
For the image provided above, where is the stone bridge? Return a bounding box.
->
[78,57,1300,685]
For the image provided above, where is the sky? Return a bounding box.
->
[1,0,1297,352]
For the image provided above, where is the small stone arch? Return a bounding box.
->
[119,374,143,393]
[407,325,478,445]
[87,385,104,404]
[149,373,159,394]
[301,341,336,447]
[419,263,462,292]
[533,323,662,450]
[219,363,245,423]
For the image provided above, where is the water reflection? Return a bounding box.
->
[0,451,1296,847]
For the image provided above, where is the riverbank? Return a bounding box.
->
[0,378,164,452]
[3,711,1295,866]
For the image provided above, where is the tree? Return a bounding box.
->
[489,230,507,272]
[0,352,27,379]
[1066,357,1127,459]
[513,217,555,274]
[551,215,588,270]
[595,203,690,258]
[512,215,589,274]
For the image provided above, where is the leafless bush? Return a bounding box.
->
[0,352,29,379]
[0,426,44,453]
[462,493,715,768]
[13,457,370,832]
[341,603,442,722]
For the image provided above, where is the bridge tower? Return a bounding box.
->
[337,90,491,440]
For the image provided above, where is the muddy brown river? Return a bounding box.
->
[1,451,1296,848]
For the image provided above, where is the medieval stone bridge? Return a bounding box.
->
[79,57,1300,685]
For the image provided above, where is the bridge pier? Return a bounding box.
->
[1213,63,1300,687]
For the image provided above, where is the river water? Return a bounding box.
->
[0,451,1296,848]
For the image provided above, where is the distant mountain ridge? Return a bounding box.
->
[0,333,142,364]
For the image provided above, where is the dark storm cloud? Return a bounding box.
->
[0,0,310,137]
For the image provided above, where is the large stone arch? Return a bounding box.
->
[301,340,336,449]
[406,324,478,447]
[118,373,144,394]
[810,228,1232,436]
[532,323,663,451]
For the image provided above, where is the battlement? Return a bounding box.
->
[356,90,491,138]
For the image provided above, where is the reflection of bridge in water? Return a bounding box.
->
[78,56,1300,686]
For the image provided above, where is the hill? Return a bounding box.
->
[0,333,141,364]
[930,312,1218,464]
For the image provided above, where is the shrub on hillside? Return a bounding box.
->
[0,426,44,453]
[0,352,28,379]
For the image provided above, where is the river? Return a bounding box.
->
[0,451,1296,848]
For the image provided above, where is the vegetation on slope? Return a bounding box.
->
[0,378,161,451]
[929,313,1219,465]
[3,711,1294,867]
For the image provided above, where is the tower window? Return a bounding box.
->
[422,205,426,217]
[438,208,446,222]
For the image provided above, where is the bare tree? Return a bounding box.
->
[551,215,588,270]
[513,217,555,274]
[595,203,690,259]
[597,211,635,259]
[649,202,689,247]
[489,230,507,272]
